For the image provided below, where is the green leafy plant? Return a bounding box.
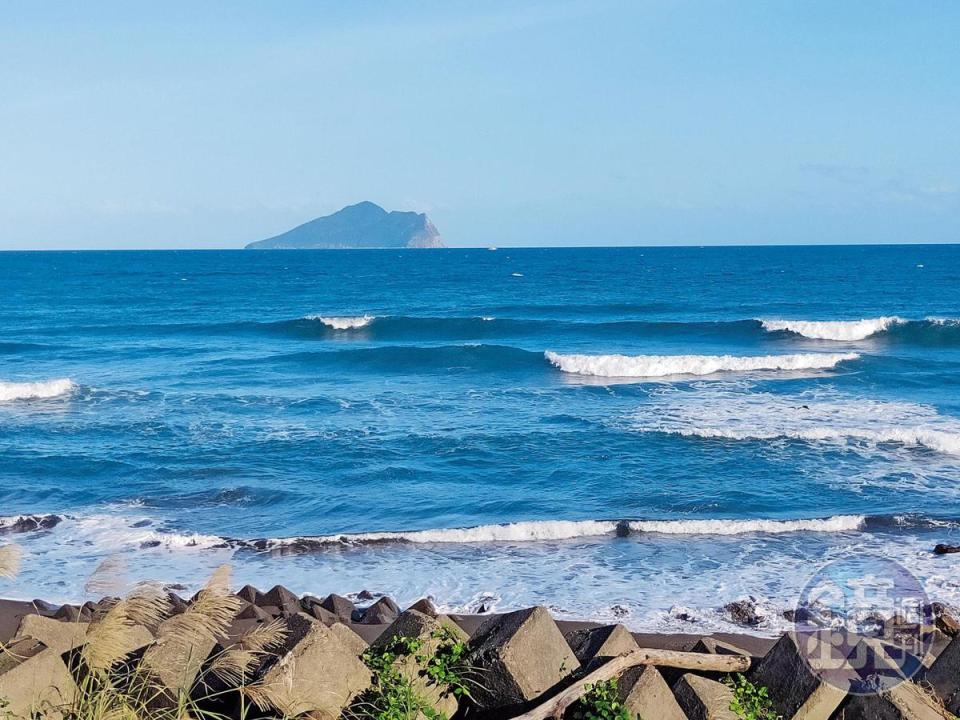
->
[569,678,632,720]
[352,626,475,720]
[416,627,473,700]
[724,674,782,720]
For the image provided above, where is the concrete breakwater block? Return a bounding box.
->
[564,624,639,665]
[359,596,401,625]
[319,592,358,623]
[370,609,469,718]
[14,613,89,653]
[835,680,947,720]
[617,664,686,720]
[748,632,848,720]
[143,611,220,696]
[673,672,738,720]
[258,584,302,617]
[465,605,580,715]
[0,637,78,716]
[920,633,960,714]
[258,614,369,719]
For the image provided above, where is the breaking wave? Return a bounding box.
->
[306,315,375,330]
[239,515,869,551]
[64,315,960,348]
[761,317,903,340]
[760,316,960,343]
[632,385,960,456]
[545,351,858,378]
[0,378,76,402]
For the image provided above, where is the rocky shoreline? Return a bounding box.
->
[1,582,959,720]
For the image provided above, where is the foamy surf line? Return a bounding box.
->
[0,378,76,402]
[14,512,960,557]
[305,314,375,330]
[545,351,858,378]
[236,515,871,551]
[632,386,960,456]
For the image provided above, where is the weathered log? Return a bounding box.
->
[509,647,750,720]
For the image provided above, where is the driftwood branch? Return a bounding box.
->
[510,647,750,720]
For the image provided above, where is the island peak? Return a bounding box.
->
[246,202,445,249]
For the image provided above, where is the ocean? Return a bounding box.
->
[1,245,958,634]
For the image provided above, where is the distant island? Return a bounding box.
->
[246,201,445,249]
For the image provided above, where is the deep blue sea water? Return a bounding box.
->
[1,245,959,633]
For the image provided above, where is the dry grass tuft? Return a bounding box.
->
[208,617,288,687]
[0,543,22,579]
[142,564,243,689]
[84,586,170,671]
[84,556,129,597]
[3,559,296,720]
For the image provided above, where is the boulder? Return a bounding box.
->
[925,602,960,637]
[748,631,847,720]
[934,543,960,555]
[371,610,469,718]
[0,637,78,716]
[835,680,946,719]
[617,665,686,720]
[320,593,358,623]
[15,614,89,653]
[564,624,639,665]
[360,596,400,625]
[920,633,960,713]
[258,614,369,719]
[672,673,738,720]
[465,606,580,714]
[723,598,765,627]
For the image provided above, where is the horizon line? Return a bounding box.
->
[1,241,959,253]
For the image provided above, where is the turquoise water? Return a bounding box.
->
[1,246,959,633]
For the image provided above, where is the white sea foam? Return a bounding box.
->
[265,515,865,548]
[760,317,903,341]
[283,520,619,545]
[307,315,375,330]
[632,385,960,456]
[0,378,76,402]
[64,514,224,549]
[545,351,858,378]
[629,516,865,535]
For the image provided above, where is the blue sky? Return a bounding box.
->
[1,1,957,249]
